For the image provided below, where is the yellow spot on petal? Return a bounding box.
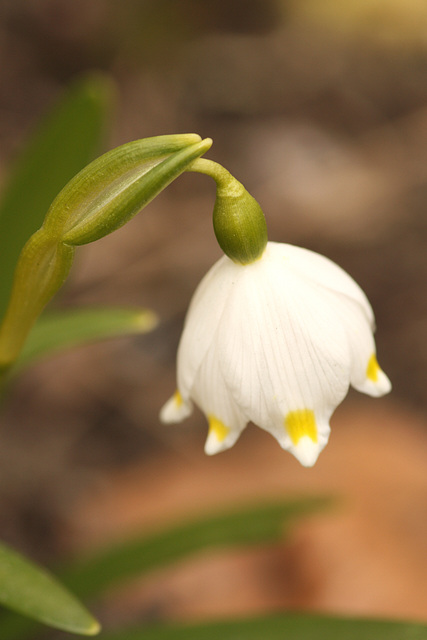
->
[208,415,230,442]
[173,390,183,407]
[366,354,380,382]
[285,409,318,445]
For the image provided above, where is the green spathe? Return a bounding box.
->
[0,135,211,371]
[58,136,212,244]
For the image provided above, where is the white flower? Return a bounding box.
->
[160,241,391,467]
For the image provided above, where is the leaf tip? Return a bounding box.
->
[134,310,158,333]
[84,618,102,636]
[201,137,213,152]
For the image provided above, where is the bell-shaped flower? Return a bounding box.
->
[160,241,391,467]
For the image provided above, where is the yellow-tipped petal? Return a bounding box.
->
[285,409,318,445]
[366,353,380,382]
[173,390,183,407]
[356,353,391,397]
[208,415,230,442]
[283,410,324,467]
[159,390,192,423]
[293,436,321,467]
[163,238,391,467]
[205,415,231,455]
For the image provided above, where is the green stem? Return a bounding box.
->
[0,231,74,373]
[188,159,268,266]
[188,158,245,197]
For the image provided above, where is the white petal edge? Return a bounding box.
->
[277,417,331,468]
[160,392,193,423]
[267,242,375,327]
[290,436,322,468]
[177,255,238,396]
[356,366,392,397]
[204,421,244,455]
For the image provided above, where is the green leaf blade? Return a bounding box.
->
[62,497,331,599]
[0,73,114,322]
[13,307,157,372]
[0,541,100,635]
[0,498,331,640]
[99,613,427,640]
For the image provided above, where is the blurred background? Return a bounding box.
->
[0,0,427,632]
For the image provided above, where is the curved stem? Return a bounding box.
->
[188,159,268,266]
[188,159,245,197]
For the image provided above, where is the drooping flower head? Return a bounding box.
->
[160,159,391,467]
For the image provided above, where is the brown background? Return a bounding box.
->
[0,0,426,631]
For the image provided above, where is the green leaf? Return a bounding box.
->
[12,307,157,372]
[62,497,331,600]
[0,498,331,640]
[0,73,114,322]
[99,613,427,640]
[0,540,99,635]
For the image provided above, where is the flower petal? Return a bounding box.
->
[326,292,392,397]
[269,242,375,327]
[358,353,392,397]
[162,240,391,468]
[204,414,242,455]
[176,255,235,396]
[281,410,331,467]
[292,436,322,467]
[160,390,193,423]
[190,344,248,455]
[217,248,351,447]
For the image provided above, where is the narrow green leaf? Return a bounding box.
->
[0,74,114,322]
[100,613,427,640]
[0,499,331,640]
[62,498,331,599]
[0,541,99,635]
[12,307,157,372]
